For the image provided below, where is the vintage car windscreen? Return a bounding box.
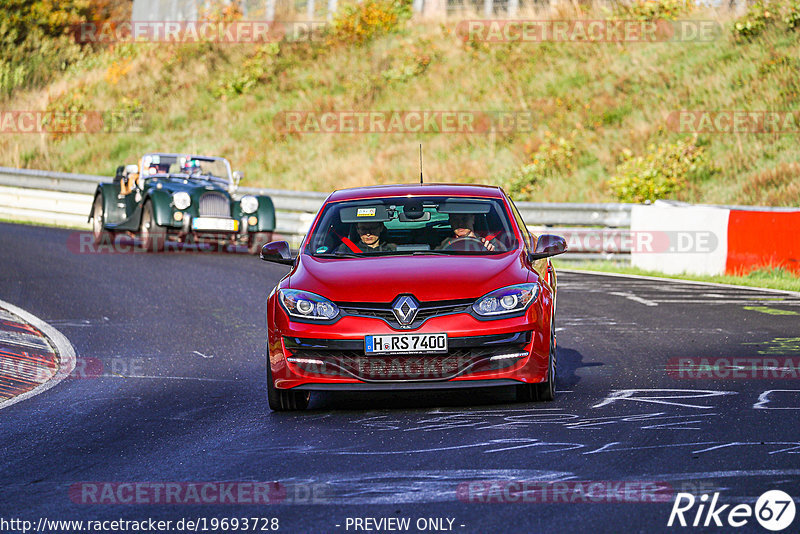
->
[141,154,230,182]
[304,196,519,257]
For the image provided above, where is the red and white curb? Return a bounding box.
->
[0,299,76,410]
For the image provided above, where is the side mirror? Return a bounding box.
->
[528,234,567,261]
[232,170,242,193]
[260,241,295,265]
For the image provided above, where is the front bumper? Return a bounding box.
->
[268,306,551,390]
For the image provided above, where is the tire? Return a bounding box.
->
[248,231,273,255]
[533,319,557,401]
[267,363,310,411]
[91,195,112,246]
[516,318,556,402]
[139,201,165,253]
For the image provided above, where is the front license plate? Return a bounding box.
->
[365,333,448,355]
[192,218,238,232]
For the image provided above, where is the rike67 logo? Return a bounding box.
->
[668,490,795,531]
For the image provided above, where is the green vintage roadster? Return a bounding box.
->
[88,153,275,254]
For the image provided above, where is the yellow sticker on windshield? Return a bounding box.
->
[357,208,376,217]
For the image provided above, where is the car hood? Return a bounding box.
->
[290,252,530,303]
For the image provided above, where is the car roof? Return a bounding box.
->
[326,183,506,203]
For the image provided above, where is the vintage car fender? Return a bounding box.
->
[232,195,276,232]
[143,189,174,227]
[253,195,276,232]
[88,183,122,225]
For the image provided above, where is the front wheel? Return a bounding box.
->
[139,201,165,253]
[91,195,112,246]
[533,321,557,401]
[516,319,556,402]
[267,363,310,411]
[248,231,273,255]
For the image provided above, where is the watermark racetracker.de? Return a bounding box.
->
[667,357,800,380]
[455,19,721,43]
[667,111,800,133]
[456,480,674,503]
[69,481,328,504]
[0,111,143,134]
[67,230,718,254]
[72,20,331,44]
[66,233,242,254]
[558,229,718,254]
[274,110,536,134]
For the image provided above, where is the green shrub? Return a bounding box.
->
[0,0,97,96]
[732,1,775,41]
[607,136,713,203]
[327,0,413,46]
[381,42,433,84]
[613,0,693,21]
[784,0,800,29]
[213,43,282,97]
[504,132,576,199]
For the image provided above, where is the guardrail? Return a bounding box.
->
[0,166,634,259]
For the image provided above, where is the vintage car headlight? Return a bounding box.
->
[240,195,259,214]
[172,192,191,210]
[279,289,339,320]
[472,283,540,317]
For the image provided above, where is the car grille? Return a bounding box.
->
[338,299,473,329]
[198,192,230,217]
[284,333,530,382]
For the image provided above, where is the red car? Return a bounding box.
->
[260,184,566,410]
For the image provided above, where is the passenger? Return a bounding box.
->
[438,213,503,251]
[120,168,139,196]
[337,222,396,253]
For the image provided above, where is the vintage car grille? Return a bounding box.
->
[283,333,530,382]
[338,299,473,329]
[198,192,230,217]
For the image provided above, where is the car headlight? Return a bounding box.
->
[172,192,191,210]
[240,195,259,214]
[472,283,540,317]
[279,289,339,321]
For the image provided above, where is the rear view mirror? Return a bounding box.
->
[528,234,567,261]
[260,241,295,265]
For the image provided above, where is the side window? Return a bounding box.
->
[508,199,533,253]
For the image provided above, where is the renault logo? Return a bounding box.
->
[392,295,419,326]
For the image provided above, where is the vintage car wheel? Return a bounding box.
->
[91,195,112,246]
[267,364,309,411]
[517,316,556,402]
[248,232,273,255]
[139,201,166,253]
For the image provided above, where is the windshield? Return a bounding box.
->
[141,154,231,183]
[304,196,519,257]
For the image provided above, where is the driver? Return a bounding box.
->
[182,160,202,175]
[337,221,396,253]
[438,213,502,251]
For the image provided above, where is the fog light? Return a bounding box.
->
[173,212,184,222]
[248,216,258,226]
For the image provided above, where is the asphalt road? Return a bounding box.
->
[1,221,799,534]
